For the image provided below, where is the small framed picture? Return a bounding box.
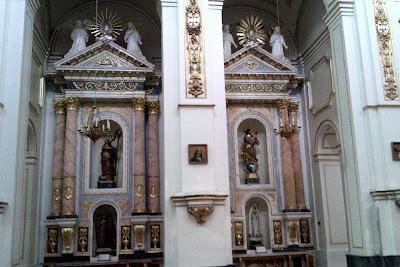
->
[392,142,400,161]
[188,144,208,164]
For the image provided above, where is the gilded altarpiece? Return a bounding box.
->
[43,39,163,265]
[225,45,314,264]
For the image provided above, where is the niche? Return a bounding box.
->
[245,197,270,250]
[89,120,123,189]
[237,119,269,184]
[93,204,117,256]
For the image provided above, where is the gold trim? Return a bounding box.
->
[147,101,160,114]
[65,97,80,111]
[121,226,131,251]
[187,206,214,224]
[135,184,144,199]
[149,185,159,199]
[53,186,62,201]
[63,186,73,200]
[78,227,88,253]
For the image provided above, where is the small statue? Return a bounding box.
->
[99,130,121,188]
[223,24,237,60]
[95,214,116,253]
[269,26,288,62]
[249,203,261,237]
[65,20,89,57]
[240,129,260,182]
[124,22,145,60]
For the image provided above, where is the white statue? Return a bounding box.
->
[223,25,237,61]
[249,203,261,237]
[65,20,89,58]
[269,26,288,62]
[124,23,145,60]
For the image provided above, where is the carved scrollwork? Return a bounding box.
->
[73,81,139,91]
[186,0,205,98]
[273,220,283,245]
[234,221,244,246]
[300,219,310,244]
[226,83,286,93]
[373,0,399,100]
[47,228,59,254]
[78,227,88,253]
[121,226,131,251]
[187,206,214,224]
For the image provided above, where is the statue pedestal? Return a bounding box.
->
[248,236,263,250]
[245,173,259,184]
[97,179,117,189]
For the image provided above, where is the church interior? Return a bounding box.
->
[2,0,400,267]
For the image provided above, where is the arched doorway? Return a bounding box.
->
[313,121,348,267]
[92,204,118,257]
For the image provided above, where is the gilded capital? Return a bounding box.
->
[65,97,80,111]
[147,101,160,114]
[132,97,146,111]
[53,99,66,114]
[288,102,299,112]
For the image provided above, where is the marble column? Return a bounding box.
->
[277,100,297,210]
[288,103,306,210]
[51,99,66,216]
[147,101,160,213]
[62,97,79,216]
[132,97,146,214]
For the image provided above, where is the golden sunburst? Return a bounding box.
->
[88,9,123,41]
[236,16,267,47]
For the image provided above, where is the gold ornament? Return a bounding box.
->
[187,206,214,224]
[78,227,88,252]
[236,16,267,47]
[149,185,159,199]
[273,221,283,245]
[132,97,146,111]
[121,226,131,251]
[150,224,161,249]
[53,100,65,114]
[47,228,58,254]
[300,219,310,244]
[64,185,73,200]
[65,97,80,111]
[147,101,160,114]
[53,186,62,201]
[88,9,123,41]
[135,184,144,199]
[234,222,244,247]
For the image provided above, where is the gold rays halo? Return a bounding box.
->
[88,9,124,39]
[236,16,267,47]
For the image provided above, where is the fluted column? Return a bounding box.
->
[288,102,306,209]
[277,100,297,211]
[62,97,79,216]
[147,101,160,213]
[132,97,146,214]
[51,99,66,216]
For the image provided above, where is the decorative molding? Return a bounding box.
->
[73,81,139,91]
[64,98,79,111]
[132,97,146,111]
[373,0,399,100]
[186,0,205,98]
[187,206,214,224]
[61,227,74,254]
[226,83,286,94]
[77,227,88,253]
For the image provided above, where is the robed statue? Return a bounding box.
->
[98,130,121,188]
[124,22,145,60]
[240,129,260,183]
[249,203,261,238]
[65,20,89,57]
[95,214,116,254]
[269,26,288,62]
[223,24,237,60]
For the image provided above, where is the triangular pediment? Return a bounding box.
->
[55,41,154,76]
[224,46,297,75]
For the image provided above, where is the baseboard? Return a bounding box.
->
[347,255,400,267]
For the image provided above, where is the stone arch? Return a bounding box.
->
[314,119,340,156]
[26,120,37,158]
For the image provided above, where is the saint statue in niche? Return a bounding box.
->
[240,129,260,183]
[95,214,117,255]
[269,26,288,62]
[249,203,261,238]
[98,130,121,188]
[124,22,146,60]
[223,24,237,60]
[65,20,89,58]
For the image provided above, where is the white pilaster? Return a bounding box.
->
[160,0,232,266]
[0,0,38,265]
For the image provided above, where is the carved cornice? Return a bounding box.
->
[187,206,214,224]
[73,81,139,91]
[132,97,146,111]
[64,98,80,111]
